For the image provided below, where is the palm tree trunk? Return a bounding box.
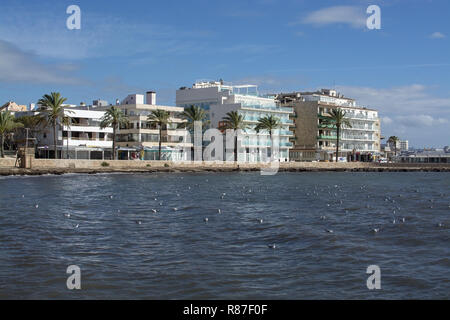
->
[336,126,340,163]
[234,135,238,162]
[66,131,69,159]
[0,133,4,158]
[159,127,162,161]
[112,126,116,160]
[53,120,57,159]
[270,132,273,162]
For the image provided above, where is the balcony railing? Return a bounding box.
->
[317,135,337,140]
[318,124,336,129]
[241,105,293,113]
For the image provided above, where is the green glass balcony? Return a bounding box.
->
[318,124,336,129]
[317,135,337,140]
[318,114,331,120]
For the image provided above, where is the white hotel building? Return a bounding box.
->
[37,106,114,159]
[176,81,294,162]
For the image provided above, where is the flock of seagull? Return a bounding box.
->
[28,180,448,250]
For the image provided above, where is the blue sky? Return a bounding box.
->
[0,0,449,147]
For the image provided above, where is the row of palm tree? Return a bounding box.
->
[1,94,356,162]
[178,106,354,162]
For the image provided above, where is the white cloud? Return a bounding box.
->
[335,84,450,147]
[300,6,366,28]
[336,84,450,116]
[0,40,80,84]
[0,8,212,60]
[395,114,448,127]
[430,32,446,39]
[381,117,393,125]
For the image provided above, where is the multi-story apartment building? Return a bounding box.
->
[109,92,192,160]
[176,80,294,162]
[277,89,381,161]
[15,106,114,159]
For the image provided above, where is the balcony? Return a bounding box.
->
[317,135,337,140]
[318,124,336,129]
[341,136,376,141]
[241,105,293,113]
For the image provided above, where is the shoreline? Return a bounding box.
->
[1,164,449,176]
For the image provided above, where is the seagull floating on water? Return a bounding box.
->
[151,209,157,213]
[136,220,142,225]
[325,229,334,233]
[259,219,264,224]
[268,244,276,249]
[204,218,209,223]
[35,204,39,209]
[173,208,178,211]
[217,209,221,214]
[75,224,79,229]
[373,228,380,233]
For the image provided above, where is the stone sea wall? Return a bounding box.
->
[0,158,449,175]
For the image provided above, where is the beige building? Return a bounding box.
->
[277,89,381,162]
[1,101,28,113]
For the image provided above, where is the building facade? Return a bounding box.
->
[108,92,192,161]
[277,89,381,161]
[398,140,409,152]
[15,106,114,159]
[176,80,294,162]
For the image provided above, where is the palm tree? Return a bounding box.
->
[15,115,45,145]
[255,115,281,161]
[38,92,68,159]
[0,111,23,158]
[180,105,210,161]
[100,106,129,160]
[219,111,248,162]
[61,115,72,159]
[388,136,399,156]
[324,108,352,162]
[147,109,171,160]
[181,105,210,131]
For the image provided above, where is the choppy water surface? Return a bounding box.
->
[0,172,449,299]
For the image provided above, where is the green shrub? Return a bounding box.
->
[164,163,170,168]
[101,162,110,167]
[146,164,151,167]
